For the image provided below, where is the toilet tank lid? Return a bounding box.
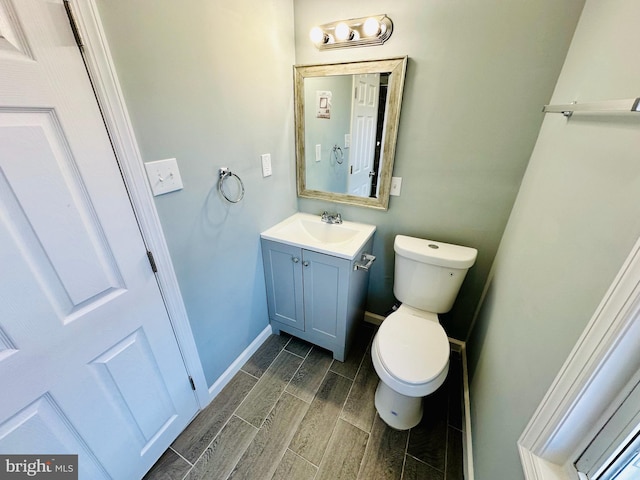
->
[394,235,478,269]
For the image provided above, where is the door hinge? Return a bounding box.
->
[188,376,196,391]
[147,251,158,273]
[63,0,84,49]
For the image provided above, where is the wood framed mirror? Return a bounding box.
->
[294,56,408,210]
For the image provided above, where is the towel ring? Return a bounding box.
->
[332,145,344,164]
[218,167,245,204]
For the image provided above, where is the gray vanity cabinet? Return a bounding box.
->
[261,238,373,361]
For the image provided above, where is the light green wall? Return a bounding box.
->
[294,0,585,339]
[96,0,297,386]
[467,1,640,478]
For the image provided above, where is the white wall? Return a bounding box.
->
[96,0,297,386]
[467,1,640,478]
[294,0,585,340]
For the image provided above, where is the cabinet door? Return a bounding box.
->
[262,240,304,330]
[302,250,349,340]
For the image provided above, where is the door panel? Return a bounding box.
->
[348,73,380,196]
[90,329,177,445]
[0,395,109,478]
[262,240,304,330]
[303,250,349,339]
[0,110,123,309]
[0,1,197,477]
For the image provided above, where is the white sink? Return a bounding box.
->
[260,213,376,259]
[279,218,360,244]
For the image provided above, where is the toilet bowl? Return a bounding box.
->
[371,306,449,430]
[371,235,477,430]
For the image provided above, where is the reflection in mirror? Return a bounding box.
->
[294,57,407,210]
[304,73,389,197]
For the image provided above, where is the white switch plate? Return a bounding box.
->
[145,158,183,196]
[261,153,272,177]
[390,176,402,196]
[315,144,322,162]
[344,134,351,148]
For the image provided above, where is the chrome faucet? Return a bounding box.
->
[321,211,343,224]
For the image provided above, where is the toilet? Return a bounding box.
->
[371,235,477,430]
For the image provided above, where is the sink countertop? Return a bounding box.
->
[260,212,376,260]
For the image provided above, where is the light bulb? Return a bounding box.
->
[334,22,352,41]
[363,18,381,37]
[309,26,325,44]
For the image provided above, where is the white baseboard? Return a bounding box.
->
[445,336,475,479]
[460,343,475,480]
[207,325,272,401]
[448,336,465,353]
[364,310,385,326]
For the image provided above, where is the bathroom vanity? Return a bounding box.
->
[260,213,376,361]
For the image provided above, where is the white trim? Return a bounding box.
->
[207,325,273,399]
[448,336,465,353]
[460,343,475,480]
[519,235,640,479]
[70,0,209,407]
[364,310,385,326]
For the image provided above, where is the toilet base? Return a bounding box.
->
[374,380,423,430]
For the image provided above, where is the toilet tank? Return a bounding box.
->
[393,235,477,313]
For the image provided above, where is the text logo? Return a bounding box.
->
[0,455,77,479]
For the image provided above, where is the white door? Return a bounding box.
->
[348,73,380,197]
[0,1,198,478]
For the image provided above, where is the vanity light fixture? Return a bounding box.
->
[309,14,393,50]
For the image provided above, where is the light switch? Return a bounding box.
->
[261,153,272,177]
[315,144,322,162]
[390,176,402,196]
[344,134,351,148]
[144,158,183,196]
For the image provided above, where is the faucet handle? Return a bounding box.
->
[320,211,342,224]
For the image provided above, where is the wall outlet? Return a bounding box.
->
[390,176,402,196]
[261,153,272,177]
[144,158,183,196]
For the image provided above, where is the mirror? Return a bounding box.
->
[294,56,408,210]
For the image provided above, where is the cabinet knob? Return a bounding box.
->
[292,257,300,263]
[302,261,310,267]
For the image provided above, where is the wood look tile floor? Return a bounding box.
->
[144,323,466,480]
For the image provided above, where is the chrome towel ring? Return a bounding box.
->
[218,167,245,204]
[332,145,344,164]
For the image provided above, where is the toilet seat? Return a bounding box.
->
[372,309,450,397]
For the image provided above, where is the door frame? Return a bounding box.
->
[68,0,209,407]
[518,233,640,479]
